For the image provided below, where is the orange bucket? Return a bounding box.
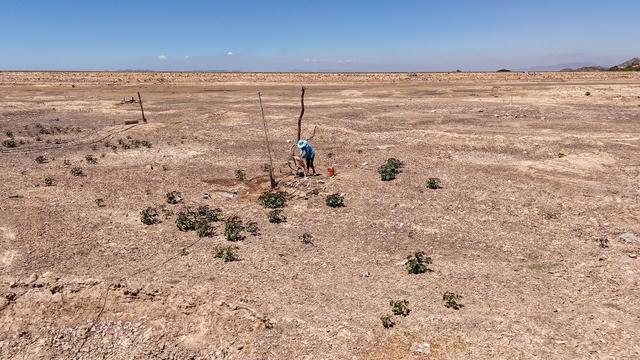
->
[327,167,335,177]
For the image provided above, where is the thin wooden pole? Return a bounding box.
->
[257,91,277,189]
[137,91,147,123]
[296,86,306,142]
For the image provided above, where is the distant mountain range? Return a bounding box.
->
[516,58,640,72]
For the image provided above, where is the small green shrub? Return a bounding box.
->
[246,222,260,236]
[141,140,152,148]
[195,220,215,237]
[85,154,98,165]
[224,216,245,241]
[35,155,48,164]
[598,238,609,249]
[95,198,106,208]
[63,159,71,166]
[585,91,591,96]
[259,191,287,209]
[214,245,239,262]
[197,205,223,222]
[176,211,197,231]
[426,178,441,189]
[267,210,287,224]
[44,177,57,186]
[326,193,345,208]
[301,233,314,245]
[261,317,274,329]
[70,167,85,177]
[140,207,160,225]
[443,292,464,310]
[90,144,98,151]
[378,158,404,181]
[165,191,184,205]
[390,300,410,316]
[235,169,246,181]
[2,139,17,148]
[381,315,395,329]
[406,251,432,274]
[5,131,14,138]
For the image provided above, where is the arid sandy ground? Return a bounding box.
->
[1,71,639,359]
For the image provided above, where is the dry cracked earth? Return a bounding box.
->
[1,71,639,359]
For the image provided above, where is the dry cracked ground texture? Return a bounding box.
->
[0,72,639,359]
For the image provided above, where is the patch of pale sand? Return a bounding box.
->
[456,151,616,174]
[0,227,18,268]
[1,250,18,268]
[339,90,363,97]
[0,226,16,240]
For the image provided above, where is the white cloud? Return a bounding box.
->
[157,54,167,60]
[303,58,318,63]
[226,51,234,56]
[184,55,190,59]
[337,59,353,64]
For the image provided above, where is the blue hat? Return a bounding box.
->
[297,140,307,149]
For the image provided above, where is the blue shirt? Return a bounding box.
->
[300,143,315,159]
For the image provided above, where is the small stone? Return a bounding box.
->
[618,232,639,244]
[27,273,38,284]
[411,342,431,354]
[361,271,370,278]
[629,254,637,259]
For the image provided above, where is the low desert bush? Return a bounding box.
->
[259,191,287,209]
[195,219,215,238]
[235,169,246,181]
[165,191,184,205]
[2,139,17,148]
[326,193,345,208]
[443,292,464,310]
[390,300,410,316]
[224,216,245,241]
[267,210,287,224]
[35,155,48,164]
[44,177,57,186]
[301,233,314,245]
[197,205,223,222]
[95,198,106,208]
[246,222,260,236]
[426,178,441,189]
[214,245,239,262]
[140,207,161,225]
[70,167,85,177]
[378,158,404,181]
[406,251,432,274]
[85,154,98,165]
[380,315,395,329]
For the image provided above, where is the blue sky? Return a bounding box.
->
[0,0,638,71]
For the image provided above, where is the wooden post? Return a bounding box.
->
[137,91,147,123]
[257,91,277,189]
[296,86,306,142]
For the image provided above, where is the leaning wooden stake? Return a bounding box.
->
[257,91,277,189]
[296,86,306,142]
[137,91,147,123]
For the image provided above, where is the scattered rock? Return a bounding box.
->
[629,254,637,259]
[361,271,370,278]
[411,342,431,354]
[27,273,38,284]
